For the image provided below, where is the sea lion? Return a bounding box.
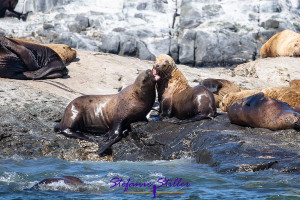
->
[55,69,158,155]
[290,79,300,89]
[0,35,68,79]
[201,78,242,108]
[0,0,30,21]
[260,30,300,58]
[30,176,83,190]
[152,54,217,120]
[220,87,300,112]
[228,93,300,131]
[12,38,77,64]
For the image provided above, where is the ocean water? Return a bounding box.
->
[0,156,299,200]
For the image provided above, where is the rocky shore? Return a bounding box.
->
[0,50,299,173]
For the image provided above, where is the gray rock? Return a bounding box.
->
[136,41,155,60]
[68,15,89,33]
[179,30,196,65]
[99,34,120,54]
[119,35,137,57]
[260,19,280,29]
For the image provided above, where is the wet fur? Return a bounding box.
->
[228,93,300,131]
[55,70,156,155]
[220,87,300,113]
[153,54,217,120]
[201,78,242,108]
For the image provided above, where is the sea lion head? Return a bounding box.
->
[152,54,176,79]
[135,69,159,93]
[292,43,300,57]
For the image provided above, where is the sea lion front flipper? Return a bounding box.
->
[25,60,67,79]
[243,92,265,106]
[0,36,40,70]
[98,123,123,156]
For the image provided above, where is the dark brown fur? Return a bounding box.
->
[0,35,68,79]
[201,78,242,108]
[0,0,30,20]
[152,54,216,120]
[55,70,157,155]
[30,176,83,190]
[228,93,300,131]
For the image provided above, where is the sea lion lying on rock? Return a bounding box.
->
[0,35,68,79]
[12,38,77,64]
[55,69,159,155]
[0,0,30,21]
[201,78,242,108]
[228,93,300,131]
[30,176,83,190]
[152,54,217,120]
[220,87,300,112]
[260,30,300,58]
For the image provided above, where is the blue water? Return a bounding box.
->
[0,156,299,200]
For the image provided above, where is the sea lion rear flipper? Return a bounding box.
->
[243,92,265,106]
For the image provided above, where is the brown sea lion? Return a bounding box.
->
[260,30,300,58]
[0,35,68,79]
[228,93,300,131]
[220,87,300,112]
[290,79,300,89]
[152,54,217,120]
[12,38,77,64]
[55,69,158,155]
[30,176,83,190]
[0,0,30,21]
[201,78,242,108]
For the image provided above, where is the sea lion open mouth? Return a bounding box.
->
[152,68,160,81]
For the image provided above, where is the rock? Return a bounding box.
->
[179,30,196,65]
[2,0,300,66]
[68,15,89,33]
[234,57,300,87]
[0,50,299,173]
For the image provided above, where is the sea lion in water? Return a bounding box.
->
[55,69,158,155]
[228,93,300,131]
[0,35,68,79]
[30,176,83,190]
[0,0,30,21]
[152,54,216,120]
[201,78,242,108]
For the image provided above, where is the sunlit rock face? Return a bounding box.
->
[1,0,300,66]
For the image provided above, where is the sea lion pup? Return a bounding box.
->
[0,0,30,21]
[30,176,83,190]
[201,78,242,108]
[228,93,300,131]
[260,30,300,58]
[152,54,217,120]
[290,79,300,89]
[220,87,300,112]
[0,35,68,79]
[55,69,158,155]
[12,38,77,64]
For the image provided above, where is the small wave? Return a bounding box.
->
[0,172,20,183]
